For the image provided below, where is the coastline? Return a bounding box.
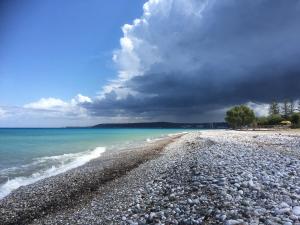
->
[1,130,300,224]
[0,133,184,225]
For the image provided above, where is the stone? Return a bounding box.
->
[292,206,300,216]
[226,219,243,225]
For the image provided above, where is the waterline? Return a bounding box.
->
[0,147,105,199]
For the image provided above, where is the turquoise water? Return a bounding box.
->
[0,128,187,198]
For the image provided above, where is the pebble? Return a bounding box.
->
[116,131,300,225]
[292,206,300,216]
[226,219,243,225]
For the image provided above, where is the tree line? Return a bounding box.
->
[225,100,300,129]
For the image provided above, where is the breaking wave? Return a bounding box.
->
[0,147,105,199]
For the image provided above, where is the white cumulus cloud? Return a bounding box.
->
[24,98,69,111]
[23,94,92,118]
[72,94,92,104]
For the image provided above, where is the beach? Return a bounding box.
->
[1,130,300,225]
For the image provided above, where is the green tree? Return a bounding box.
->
[256,117,268,126]
[267,114,283,125]
[225,105,256,129]
[282,100,289,118]
[281,99,295,118]
[289,100,295,115]
[269,101,280,115]
[291,113,300,128]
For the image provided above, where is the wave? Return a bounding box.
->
[146,132,187,143]
[168,131,188,137]
[146,137,164,143]
[0,147,106,199]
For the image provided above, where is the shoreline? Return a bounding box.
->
[1,130,300,224]
[0,133,184,225]
[0,129,188,199]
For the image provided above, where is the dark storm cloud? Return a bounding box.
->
[85,0,300,122]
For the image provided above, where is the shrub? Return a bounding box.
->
[256,117,268,126]
[291,113,300,128]
[267,114,283,125]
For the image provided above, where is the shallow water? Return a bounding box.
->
[0,128,189,198]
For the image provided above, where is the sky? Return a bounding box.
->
[1,0,300,127]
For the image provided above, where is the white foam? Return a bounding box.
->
[167,131,188,137]
[147,132,187,143]
[146,137,165,143]
[0,147,105,199]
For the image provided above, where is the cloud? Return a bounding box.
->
[1,94,150,127]
[23,94,92,117]
[83,0,300,122]
[0,95,96,127]
[24,98,69,111]
[0,108,6,119]
[246,102,269,117]
[72,94,92,104]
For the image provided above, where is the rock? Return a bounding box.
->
[279,202,289,208]
[226,219,243,225]
[292,206,300,216]
[277,207,291,215]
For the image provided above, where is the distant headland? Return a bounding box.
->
[90,122,228,129]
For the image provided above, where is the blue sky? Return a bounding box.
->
[0,0,146,106]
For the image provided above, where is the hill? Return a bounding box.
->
[92,122,228,129]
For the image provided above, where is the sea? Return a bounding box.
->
[0,128,188,199]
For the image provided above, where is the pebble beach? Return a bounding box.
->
[1,130,300,225]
